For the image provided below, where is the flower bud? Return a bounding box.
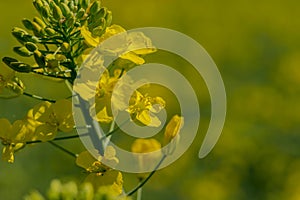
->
[13,46,33,57]
[33,17,46,28]
[61,42,71,53]
[34,50,46,67]
[92,26,105,36]
[164,115,184,144]
[76,8,85,19]
[60,2,73,18]
[25,42,38,52]
[81,0,89,10]
[89,0,101,15]
[44,27,56,36]
[22,18,34,30]
[40,5,51,19]
[12,27,28,44]
[65,15,75,27]
[96,7,107,19]
[9,62,32,73]
[68,1,75,12]
[105,10,112,26]
[33,0,43,12]
[162,115,184,156]
[2,57,32,73]
[31,22,43,37]
[51,2,64,20]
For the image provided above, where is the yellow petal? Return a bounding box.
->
[81,25,100,47]
[2,145,15,163]
[120,52,145,65]
[95,107,113,123]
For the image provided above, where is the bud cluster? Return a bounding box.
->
[2,0,112,82]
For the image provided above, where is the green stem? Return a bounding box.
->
[137,187,142,200]
[23,92,56,103]
[126,154,167,196]
[32,71,72,80]
[48,141,77,158]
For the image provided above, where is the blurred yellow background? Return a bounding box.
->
[1,0,300,199]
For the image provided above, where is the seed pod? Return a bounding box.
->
[60,2,72,18]
[90,1,101,15]
[105,10,112,27]
[33,17,46,28]
[13,46,33,57]
[44,27,56,36]
[33,50,46,67]
[25,42,38,52]
[61,42,71,53]
[22,18,34,30]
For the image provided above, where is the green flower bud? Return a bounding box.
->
[92,26,105,36]
[13,46,33,57]
[68,1,75,12]
[25,42,38,52]
[40,5,51,19]
[33,17,46,28]
[65,15,75,27]
[22,18,34,30]
[34,50,46,67]
[32,22,43,37]
[44,27,56,36]
[2,57,18,66]
[105,10,112,27]
[94,7,107,19]
[10,77,25,95]
[89,1,101,15]
[61,42,71,53]
[52,3,64,20]
[81,0,89,10]
[60,2,73,18]
[23,35,41,43]
[2,57,32,73]
[76,8,85,19]
[9,62,32,73]
[33,0,43,12]
[12,27,27,43]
